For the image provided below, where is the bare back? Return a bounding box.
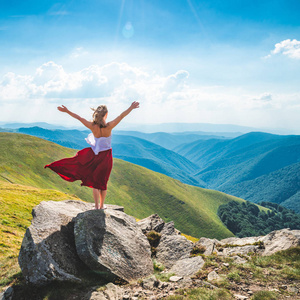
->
[91,123,112,138]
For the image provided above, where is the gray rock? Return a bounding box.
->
[160,221,181,236]
[261,229,300,256]
[194,237,220,255]
[142,275,159,289]
[0,287,13,300]
[103,283,124,300]
[234,294,248,300]
[221,245,261,256]
[232,256,248,264]
[207,270,221,282]
[74,209,153,282]
[156,234,193,268]
[220,236,262,246]
[18,200,99,285]
[287,286,298,294]
[85,283,124,300]
[137,214,165,234]
[169,256,205,277]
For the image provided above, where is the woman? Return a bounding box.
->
[45,101,140,209]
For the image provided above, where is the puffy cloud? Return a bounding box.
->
[254,92,272,102]
[271,39,300,59]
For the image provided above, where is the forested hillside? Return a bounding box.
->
[218,201,300,237]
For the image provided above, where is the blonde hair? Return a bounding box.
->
[91,105,108,128]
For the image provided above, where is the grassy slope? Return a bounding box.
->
[0,132,239,239]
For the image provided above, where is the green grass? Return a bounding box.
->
[0,181,79,289]
[0,132,242,240]
[251,291,278,300]
[166,287,233,299]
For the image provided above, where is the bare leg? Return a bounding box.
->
[99,190,107,209]
[93,188,100,209]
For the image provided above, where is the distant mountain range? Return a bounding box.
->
[2,121,296,135]
[115,122,296,135]
[175,132,300,213]
[1,125,299,213]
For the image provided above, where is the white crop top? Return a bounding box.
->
[85,133,112,155]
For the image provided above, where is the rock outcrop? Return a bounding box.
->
[219,228,300,256]
[74,209,153,282]
[18,201,300,290]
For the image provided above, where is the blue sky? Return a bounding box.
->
[0,0,300,132]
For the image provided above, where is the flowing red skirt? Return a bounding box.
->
[44,148,113,190]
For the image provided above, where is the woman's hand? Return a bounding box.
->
[57,105,69,113]
[130,101,140,110]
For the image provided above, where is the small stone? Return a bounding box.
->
[247,290,253,295]
[142,275,159,289]
[223,263,229,267]
[287,286,298,294]
[207,271,221,282]
[269,288,280,292]
[133,291,139,296]
[232,256,247,264]
[161,282,169,289]
[144,291,153,295]
[234,294,248,299]
[169,276,183,282]
[174,286,179,289]
[122,296,130,300]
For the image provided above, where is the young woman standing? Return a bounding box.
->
[45,101,140,209]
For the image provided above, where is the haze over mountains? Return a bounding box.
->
[1,123,299,213]
[1,121,296,135]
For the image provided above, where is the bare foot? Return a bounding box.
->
[100,205,107,210]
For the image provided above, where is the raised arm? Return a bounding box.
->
[107,101,139,129]
[57,105,93,130]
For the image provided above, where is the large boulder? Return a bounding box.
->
[155,235,193,268]
[74,209,153,282]
[18,200,123,285]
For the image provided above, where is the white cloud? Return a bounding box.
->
[253,92,272,102]
[270,39,300,59]
[0,61,300,132]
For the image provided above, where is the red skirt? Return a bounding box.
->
[44,148,113,190]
